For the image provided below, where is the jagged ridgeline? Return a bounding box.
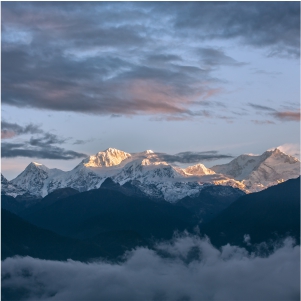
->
[2,147,300,202]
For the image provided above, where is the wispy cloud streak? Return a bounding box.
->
[155,151,233,163]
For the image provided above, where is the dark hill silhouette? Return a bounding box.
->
[19,187,80,217]
[23,188,197,241]
[200,177,300,248]
[1,209,110,261]
[177,185,245,223]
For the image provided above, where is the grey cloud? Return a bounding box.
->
[29,133,68,147]
[73,139,93,145]
[144,54,183,65]
[251,69,282,76]
[2,2,282,120]
[251,120,275,125]
[1,121,88,156]
[195,100,226,108]
[198,47,245,67]
[155,151,233,163]
[171,2,300,58]
[248,104,300,122]
[272,111,301,122]
[1,142,87,160]
[1,46,217,117]
[1,235,299,301]
[110,114,122,118]
[1,130,87,160]
[248,103,276,112]
[1,2,298,122]
[149,109,215,122]
[1,121,43,139]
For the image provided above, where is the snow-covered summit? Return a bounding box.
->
[82,148,131,168]
[1,173,29,197]
[184,164,215,176]
[5,147,300,199]
[25,162,50,172]
[211,148,300,192]
[10,162,64,197]
[144,150,154,154]
[1,174,9,185]
[113,155,181,185]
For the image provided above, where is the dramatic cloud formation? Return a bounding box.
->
[2,235,299,301]
[2,2,299,119]
[171,2,300,58]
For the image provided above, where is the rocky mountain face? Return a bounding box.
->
[1,174,29,198]
[2,147,300,201]
[211,148,300,192]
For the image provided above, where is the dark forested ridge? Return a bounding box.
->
[1,209,110,261]
[22,187,196,240]
[1,177,300,262]
[200,177,300,248]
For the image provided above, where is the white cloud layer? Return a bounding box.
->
[2,235,300,301]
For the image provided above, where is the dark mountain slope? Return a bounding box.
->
[1,187,77,216]
[23,188,197,241]
[1,209,110,261]
[100,177,155,199]
[177,185,245,223]
[18,187,79,217]
[200,177,300,248]
[1,195,27,215]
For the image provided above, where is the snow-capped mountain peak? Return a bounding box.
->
[82,148,132,167]
[113,155,181,185]
[4,147,300,200]
[184,164,215,176]
[144,150,154,154]
[211,148,300,192]
[10,162,50,197]
[1,173,29,197]
[265,148,299,163]
[1,174,9,185]
[25,162,50,173]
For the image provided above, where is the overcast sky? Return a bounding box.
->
[1,2,300,179]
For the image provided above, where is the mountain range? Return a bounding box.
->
[1,146,300,263]
[2,176,300,262]
[2,147,300,202]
